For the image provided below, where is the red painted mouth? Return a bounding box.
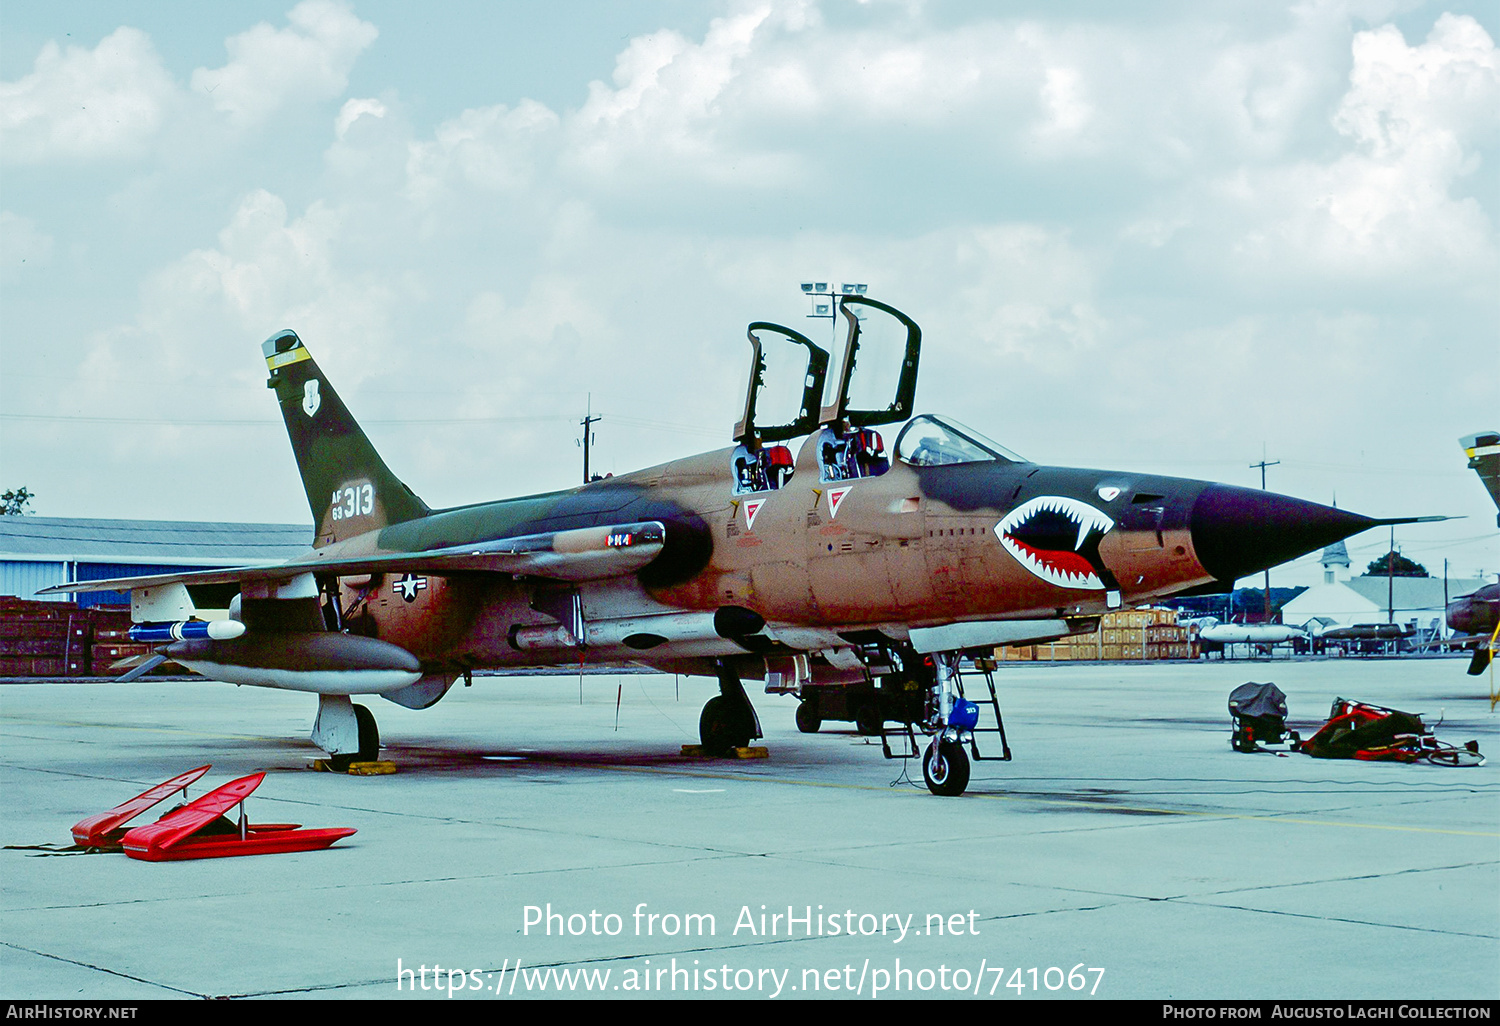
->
[1005,537,1100,585]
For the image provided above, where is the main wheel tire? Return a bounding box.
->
[327,704,381,772]
[795,701,822,734]
[854,703,884,737]
[700,696,752,754]
[923,739,970,797]
[353,703,380,761]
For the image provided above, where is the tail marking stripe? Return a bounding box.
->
[266,348,313,370]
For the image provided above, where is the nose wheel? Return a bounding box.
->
[922,738,970,796]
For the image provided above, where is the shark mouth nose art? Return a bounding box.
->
[995,496,1116,590]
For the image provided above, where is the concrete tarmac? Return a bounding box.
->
[2,656,1496,1001]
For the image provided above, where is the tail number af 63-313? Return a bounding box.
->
[330,483,375,522]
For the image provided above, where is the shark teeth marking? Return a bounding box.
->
[994,496,1116,591]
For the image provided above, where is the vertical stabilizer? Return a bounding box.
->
[1461,431,1500,528]
[264,330,429,547]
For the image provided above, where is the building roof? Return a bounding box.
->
[1319,539,1350,568]
[1342,575,1486,614]
[1280,575,1489,632]
[0,516,312,567]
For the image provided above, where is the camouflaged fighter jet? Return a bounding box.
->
[1445,431,1500,676]
[45,297,1407,795]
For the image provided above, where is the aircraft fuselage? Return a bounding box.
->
[326,428,1351,680]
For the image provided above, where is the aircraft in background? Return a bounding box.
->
[44,297,1414,795]
[1460,431,1499,529]
[1197,623,1305,646]
[1440,432,1500,672]
[1445,431,1499,675]
[1446,582,1499,676]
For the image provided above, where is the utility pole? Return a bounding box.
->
[579,394,601,485]
[1387,525,1395,625]
[1250,454,1280,622]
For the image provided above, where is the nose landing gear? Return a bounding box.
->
[922,738,970,797]
[877,651,1010,797]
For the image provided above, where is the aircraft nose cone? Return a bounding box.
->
[1190,484,1375,583]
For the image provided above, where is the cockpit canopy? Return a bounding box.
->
[893,414,1027,467]
[729,298,1028,494]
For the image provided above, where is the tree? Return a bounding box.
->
[1362,551,1428,578]
[1,487,33,516]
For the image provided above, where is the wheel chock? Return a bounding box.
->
[348,760,397,775]
[310,759,398,774]
[679,745,769,759]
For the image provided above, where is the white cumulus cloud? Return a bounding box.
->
[1225,13,1500,280]
[0,27,177,164]
[190,0,378,127]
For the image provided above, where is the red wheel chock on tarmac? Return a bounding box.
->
[71,767,355,860]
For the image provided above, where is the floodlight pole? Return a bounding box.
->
[800,281,869,346]
[1387,525,1395,626]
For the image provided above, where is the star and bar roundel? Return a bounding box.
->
[393,573,428,602]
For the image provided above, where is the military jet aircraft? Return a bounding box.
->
[1444,431,1500,675]
[45,297,1410,795]
[1460,430,1500,529]
[1446,582,1499,675]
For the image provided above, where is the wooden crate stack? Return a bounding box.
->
[1000,607,1198,662]
[1144,621,1196,660]
[0,598,165,677]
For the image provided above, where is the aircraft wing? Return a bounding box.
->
[39,521,667,596]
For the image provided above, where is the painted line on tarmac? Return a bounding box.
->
[601,763,1500,837]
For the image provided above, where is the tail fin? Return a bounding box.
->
[264,330,429,547]
[1460,431,1500,529]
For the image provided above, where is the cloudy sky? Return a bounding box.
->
[2,0,1496,588]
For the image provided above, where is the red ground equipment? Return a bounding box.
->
[71,765,211,848]
[1297,698,1485,766]
[71,767,356,860]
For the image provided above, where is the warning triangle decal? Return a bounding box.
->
[744,499,766,531]
[827,485,853,518]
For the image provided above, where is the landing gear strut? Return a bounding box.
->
[328,704,380,771]
[312,695,381,771]
[699,661,762,754]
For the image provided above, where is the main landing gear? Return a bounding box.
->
[699,661,763,755]
[312,695,381,771]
